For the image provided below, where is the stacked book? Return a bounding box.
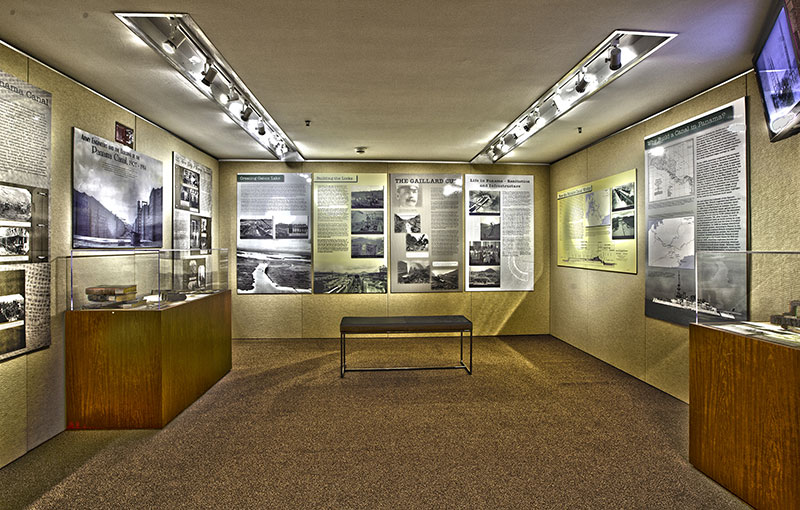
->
[84,284,144,309]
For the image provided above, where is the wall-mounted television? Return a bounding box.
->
[753,2,800,142]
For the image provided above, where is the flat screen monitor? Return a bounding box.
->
[753,3,800,142]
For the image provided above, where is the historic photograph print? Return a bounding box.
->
[405,233,429,253]
[351,210,384,234]
[351,236,384,258]
[394,213,421,233]
[350,186,384,209]
[469,241,501,266]
[274,215,309,239]
[612,182,635,211]
[0,184,32,223]
[431,265,458,290]
[480,217,501,240]
[612,212,635,240]
[469,267,500,288]
[0,268,25,358]
[240,218,273,239]
[314,263,387,294]
[468,190,500,215]
[397,260,430,284]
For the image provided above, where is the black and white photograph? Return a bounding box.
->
[314,264,387,294]
[394,213,421,233]
[0,227,30,257]
[351,210,384,234]
[351,186,384,209]
[275,215,309,239]
[190,216,201,249]
[182,167,199,188]
[200,217,210,249]
[612,182,635,211]
[395,183,420,208]
[480,217,501,240]
[612,212,635,240]
[351,236,384,258]
[240,218,273,239]
[183,258,206,290]
[0,184,32,223]
[405,233,429,253]
[469,241,501,266]
[237,249,311,294]
[0,269,25,357]
[397,260,430,284]
[72,128,163,249]
[469,267,501,288]
[468,190,500,215]
[181,185,200,211]
[431,266,459,290]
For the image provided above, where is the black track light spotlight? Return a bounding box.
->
[162,39,177,54]
[201,66,218,87]
[607,40,622,71]
[257,122,266,136]
[240,105,253,122]
[575,71,588,93]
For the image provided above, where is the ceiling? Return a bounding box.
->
[0,0,773,163]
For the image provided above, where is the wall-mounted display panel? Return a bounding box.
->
[237,174,312,294]
[557,168,637,273]
[72,128,163,249]
[0,68,51,362]
[314,173,387,294]
[465,174,534,292]
[390,174,462,292]
[644,98,748,325]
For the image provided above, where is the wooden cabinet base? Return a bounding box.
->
[689,323,800,510]
[66,291,232,429]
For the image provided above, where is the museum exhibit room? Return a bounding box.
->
[1,0,800,508]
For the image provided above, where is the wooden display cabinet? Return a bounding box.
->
[66,290,232,429]
[689,323,800,510]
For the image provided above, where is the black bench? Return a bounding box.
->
[339,315,473,377]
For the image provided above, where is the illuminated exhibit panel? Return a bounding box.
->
[557,168,637,274]
[72,128,163,249]
[464,174,534,292]
[314,173,388,294]
[0,68,52,362]
[390,173,463,293]
[236,173,312,294]
[644,98,747,326]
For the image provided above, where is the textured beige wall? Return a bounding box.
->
[0,45,219,468]
[549,73,800,403]
[220,161,550,339]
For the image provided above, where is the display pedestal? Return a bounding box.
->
[66,291,232,429]
[689,323,800,510]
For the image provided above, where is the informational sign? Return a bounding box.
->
[644,97,748,325]
[390,173,462,292]
[465,174,534,291]
[557,168,637,273]
[0,68,52,361]
[314,173,388,294]
[237,173,312,294]
[72,128,163,249]
[173,152,213,285]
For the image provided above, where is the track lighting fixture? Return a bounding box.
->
[607,39,622,71]
[240,105,253,122]
[472,30,676,164]
[117,13,302,161]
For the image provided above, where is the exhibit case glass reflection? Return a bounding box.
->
[695,250,800,347]
[68,248,228,311]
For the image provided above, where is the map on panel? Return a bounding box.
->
[647,216,695,269]
[647,139,694,202]
[584,189,611,226]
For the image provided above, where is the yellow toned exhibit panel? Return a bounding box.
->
[557,168,637,273]
[313,173,388,294]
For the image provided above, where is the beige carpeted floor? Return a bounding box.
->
[0,335,748,509]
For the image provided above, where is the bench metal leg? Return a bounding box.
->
[340,332,346,377]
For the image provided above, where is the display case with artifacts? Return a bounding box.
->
[694,250,800,347]
[67,248,228,311]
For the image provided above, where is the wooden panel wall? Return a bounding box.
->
[689,324,800,510]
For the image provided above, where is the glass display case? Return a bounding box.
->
[695,250,800,347]
[68,248,228,311]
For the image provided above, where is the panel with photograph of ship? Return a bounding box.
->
[469,241,500,266]
[351,236,384,258]
[468,190,500,215]
[469,267,500,288]
[351,210,384,234]
[351,186,384,209]
[275,215,309,239]
[0,269,25,358]
[394,213,421,233]
[239,218,273,239]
